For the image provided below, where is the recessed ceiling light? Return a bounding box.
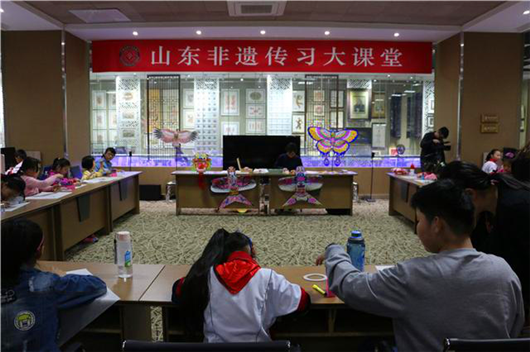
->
[0,9,4,13]
[460,43,464,47]
[374,79,377,82]
[240,78,244,81]
[394,32,400,37]
[324,31,330,36]
[61,42,65,46]
[196,30,202,35]
[387,75,391,78]
[260,30,266,35]
[132,31,138,36]
[524,10,530,15]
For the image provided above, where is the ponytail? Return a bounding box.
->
[485,149,501,163]
[180,229,251,337]
[1,220,44,288]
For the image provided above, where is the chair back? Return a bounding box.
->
[122,340,296,352]
[444,338,530,352]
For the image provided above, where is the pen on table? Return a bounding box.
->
[312,284,327,296]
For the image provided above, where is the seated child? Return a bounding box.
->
[172,229,310,342]
[81,156,103,181]
[49,158,79,188]
[6,149,27,175]
[1,219,107,351]
[18,157,63,197]
[481,149,502,174]
[95,148,116,176]
[1,174,26,205]
[318,180,524,352]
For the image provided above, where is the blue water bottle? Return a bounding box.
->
[347,230,365,271]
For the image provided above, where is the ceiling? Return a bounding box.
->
[25,1,503,26]
[1,1,529,43]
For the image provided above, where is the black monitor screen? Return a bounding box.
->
[223,136,300,170]
[1,147,16,169]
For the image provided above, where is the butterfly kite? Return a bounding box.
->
[278,166,323,207]
[211,167,256,209]
[307,127,358,167]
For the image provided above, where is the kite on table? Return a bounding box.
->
[211,167,256,209]
[278,166,323,207]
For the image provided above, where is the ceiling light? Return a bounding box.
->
[324,31,330,36]
[460,43,464,47]
[61,42,65,46]
[387,75,391,78]
[132,31,138,36]
[260,30,266,35]
[524,10,530,15]
[196,30,202,35]
[394,32,400,37]
[240,78,244,81]
[0,9,4,13]
[374,80,377,82]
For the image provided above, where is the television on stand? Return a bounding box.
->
[223,136,301,170]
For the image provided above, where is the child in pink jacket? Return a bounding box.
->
[18,157,63,196]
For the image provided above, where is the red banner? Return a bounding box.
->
[92,40,432,74]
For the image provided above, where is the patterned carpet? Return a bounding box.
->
[65,200,428,266]
[64,200,428,340]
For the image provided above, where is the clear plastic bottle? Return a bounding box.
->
[115,231,133,278]
[346,230,365,271]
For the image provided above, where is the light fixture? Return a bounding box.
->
[374,79,377,82]
[524,10,530,15]
[196,30,202,35]
[132,31,138,36]
[409,76,413,79]
[387,74,391,78]
[260,30,266,35]
[324,31,330,36]
[460,43,464,47]
[394,32,400,37]
[0,9,4,13]
[240,78,244,81]
[61,42,65,46]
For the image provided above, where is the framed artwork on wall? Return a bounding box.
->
[246,89,265,104]
[313,90,325,102]
[121,91,136,102]
[293,91,305,112]
[371,92,386,118]
[246,119,266,134]
[221,90,239,116]
[428,98,435,113]
[121,109,137,120]
[221,121,239,135]
[292,114,305,133]
[92,130,106,145]
[347,89,369,119]
[183,89,194,108]
[92,91,107,109]
[314,104,325,117]
[247,104,265,119]
[121,129,136,139]
[330,90,344,108]
[92,111,107,129]
[108,92,116,109]
[183,109,195,129]
[108,110,117,129]
[330,111,344,129]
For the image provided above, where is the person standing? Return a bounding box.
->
[420,127,449,172]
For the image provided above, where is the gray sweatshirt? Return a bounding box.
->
[325,245,525,352]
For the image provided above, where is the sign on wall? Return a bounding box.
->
[92,40,432,74]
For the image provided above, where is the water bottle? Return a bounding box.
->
[115,231,133,278]
[347,230,365,271]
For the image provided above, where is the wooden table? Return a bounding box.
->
[1,172,141,260]
[172,170,357,216]
[172,171,262,215]
[268,171,357,215]
[38,261,164,352]
[387,173,433,227]
[140,264,393,350]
